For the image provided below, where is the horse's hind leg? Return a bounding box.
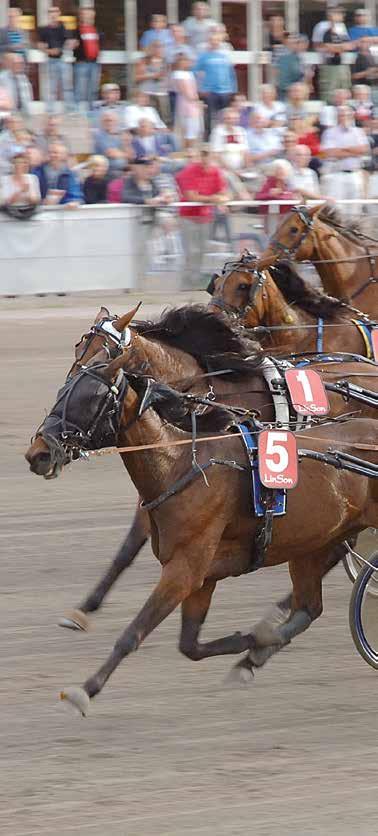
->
[59,506,150,631]
[232,543,345,678]
[179,580,255,660]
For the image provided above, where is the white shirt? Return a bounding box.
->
[209,123,249,170]
[247,127,282,158]
[312,20,348,44]
[291,167,320,196]
[320,125,369,172]
[123,104,166,131]
[0,173,40,206]
[254,101,287,126]
[183,16,216,53]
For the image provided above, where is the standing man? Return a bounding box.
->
[38,6,72,111]
[183,2,216,55]
[0,53,33,114]
[0,7,29,58]
[195,32,237,136]
[73,7,103,111]
[320,105,370,219]
[176,144,228,289]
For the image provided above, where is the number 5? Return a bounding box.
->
[265,432,289,473]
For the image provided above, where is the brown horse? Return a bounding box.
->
[256,204,378,317]
[208,257,374,359]
[27,304,378,633]
[25,335,378,715]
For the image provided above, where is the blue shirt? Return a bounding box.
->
[140,28,173,51]
[195,49,237,95]
[348,25,378,40]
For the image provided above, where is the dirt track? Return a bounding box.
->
[1,292,378,836]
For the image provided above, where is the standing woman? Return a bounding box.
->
[171,54,203,147]
[0,150,41,207]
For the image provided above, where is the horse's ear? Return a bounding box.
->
[94,306,110,323]
[114,302,142,333]
[306,202,327,218]
[206,274,218,296]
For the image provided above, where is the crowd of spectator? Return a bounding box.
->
[1,2,378,286]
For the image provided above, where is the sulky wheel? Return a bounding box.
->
[349,551,378,670]
[343,529,378,595]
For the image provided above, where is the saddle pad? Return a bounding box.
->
[237,422,287,518]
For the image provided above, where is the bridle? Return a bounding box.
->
[269,206,315,260]
[35,364,128,478]
[209,253,266,320]
[67,316,131,378]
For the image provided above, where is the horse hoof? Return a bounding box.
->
[58,610,90,632]
[225,658,255,687]
[251,620,282,649]
[60,687,90,717]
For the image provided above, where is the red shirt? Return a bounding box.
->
[298,131,321,157]
[79,25,100,61]
[176,162,226,221]
[255,177,296,214]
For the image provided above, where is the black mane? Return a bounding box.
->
[318,204,378,246]
[135,305,262,377]
[271,261,345,319]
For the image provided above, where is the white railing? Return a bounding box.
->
[1,199,377,296]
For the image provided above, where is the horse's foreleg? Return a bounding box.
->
[59,506,150,631]
[61,553,199,714]
[179,580,255,660]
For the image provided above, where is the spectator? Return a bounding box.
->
[0,53,33,113]
[132,118,177,164]
[215,23,234,53]
[167,25,195,67]
[94,111,125,175]
[319,87,350,129]
[348,9,378,42]
[209,106,249,172]
[0,86,12,124]
[350,84,374,125]
[291,144,321,200]
[276,34,308,100]
[266,14,286,56]
[288,115,321,158]
[320,105,369,218]
[195,31,237,135]
[83,155,109,204]
[176,143,228,288]
[255,159,298,214]
[281,129,298,165]
[140,15,173,54]
[150,157,182,258]
[122,157,170,283]
[124,89,166,131]
[38,6,72,111]
[107,162,130,203]
[285,82,311,121]
[318,8,353,103]
[312,5,349,47]
[0,7,29,57]
[183,2,216,55]
[135,40,170,124]
[254,83,286,128]
[0,149,40,207]
[0,113,28,173]
[72,7,103,111]
[171,54,203,146]
[246,112,282,170]
[230,92,252,129]
[352,39,378,92]
[36,114,66,159]
[33,141,83,206]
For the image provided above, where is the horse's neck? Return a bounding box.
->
[119,406,186,503]
[132,333,200,383]
[263,275,313,349]
[313,219,363,299]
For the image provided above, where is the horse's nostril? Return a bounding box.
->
[27,451,53,476]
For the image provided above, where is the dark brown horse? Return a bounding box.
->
[208,257,374,359]
[25,336,378,715]
[256,204,378,317]
[27,304,378,634]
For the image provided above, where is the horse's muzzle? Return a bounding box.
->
[25,435,67,479]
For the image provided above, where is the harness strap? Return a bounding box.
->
[140,458,246,512]
[351,319,373,359]
[316,317,324,353]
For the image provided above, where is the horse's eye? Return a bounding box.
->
[238,283,250,291]
[289,226,298,234]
